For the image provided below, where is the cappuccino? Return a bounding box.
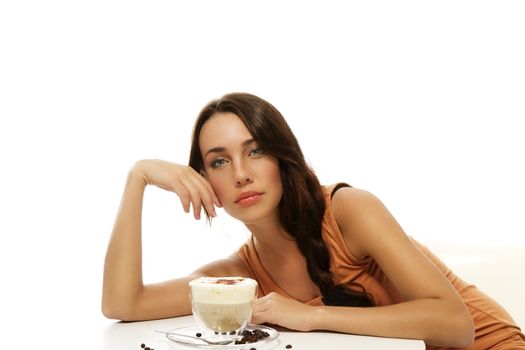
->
[189,277,257,337]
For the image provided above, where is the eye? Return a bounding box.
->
[249,147,264,157]
[210,158,228,169]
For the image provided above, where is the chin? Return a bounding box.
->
[229,212,264,225]
[226,207,275,225]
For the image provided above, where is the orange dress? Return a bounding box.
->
[236,184,525,350]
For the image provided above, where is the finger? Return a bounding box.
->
[253,298,269,313]
[172,181,191,213]
[193,171,221,210]
[179,175,203,220]
[200,181,221,212]
[193,169,222,208]
[187,171,218,217]
[182,174,208,220]
[204,181,222,208]
[254,296,267,306]
[195,183,216,218]
[251,302,271,325]
[250,312,264,325]
[173,176,200,218]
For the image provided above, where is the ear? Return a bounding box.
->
[200,169,207,178]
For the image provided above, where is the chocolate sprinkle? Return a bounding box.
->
[214,278,245,285]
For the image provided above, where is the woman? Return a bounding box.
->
[102,93,525,349]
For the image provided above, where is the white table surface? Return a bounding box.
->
[102,315,425,350]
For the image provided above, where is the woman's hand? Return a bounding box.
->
[133,159,221,220]
[251,292,316,331]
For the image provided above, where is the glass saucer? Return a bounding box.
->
[163,324,279,349]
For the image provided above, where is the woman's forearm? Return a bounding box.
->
[102,167,147,318]
[311,298,474,348]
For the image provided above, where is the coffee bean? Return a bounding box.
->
[140,344,146,348]
[286,345,293,349]
[234,329,271,344]
[195,333,202,337]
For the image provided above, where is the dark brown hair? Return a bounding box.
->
[188,92,372,307]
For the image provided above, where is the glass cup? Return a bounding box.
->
[189,277,258,340]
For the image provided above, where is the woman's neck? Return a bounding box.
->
[245,215,299,259]
[245,213,321,302]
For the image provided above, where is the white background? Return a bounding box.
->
[1,1,524,348]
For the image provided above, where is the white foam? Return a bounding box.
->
[189,277,257,304]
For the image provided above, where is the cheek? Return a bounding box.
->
[268,161,282,187]
[207,173,229,200]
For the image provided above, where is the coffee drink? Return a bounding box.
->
[189,277,258,339]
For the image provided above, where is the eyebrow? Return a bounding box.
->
[204,138,256,158]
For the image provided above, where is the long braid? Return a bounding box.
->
[279,158,372,307]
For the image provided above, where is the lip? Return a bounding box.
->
[235,191,264,205]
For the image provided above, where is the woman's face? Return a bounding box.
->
[199,112,283,224]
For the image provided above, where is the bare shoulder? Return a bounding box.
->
[193,253,251,278]
[331,186,377,207]
[331,187,400,259]
[331,187,386,217]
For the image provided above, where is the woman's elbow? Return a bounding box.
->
[427,303,475,348]
[102,304,123,321]
[454,311,475,348]
[439,308,475,348]
[101,301,136,322]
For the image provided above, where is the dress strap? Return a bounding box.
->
[330,182,352,199]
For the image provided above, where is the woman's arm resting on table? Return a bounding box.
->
[102,160,245,321]
[103,255,247,322]
[253,188,474,348]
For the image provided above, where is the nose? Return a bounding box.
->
[236,175,253,186]
[233,162,253,187]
